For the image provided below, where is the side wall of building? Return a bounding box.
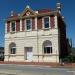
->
[58,16,68,59]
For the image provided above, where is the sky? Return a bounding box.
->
[0,0,75,47]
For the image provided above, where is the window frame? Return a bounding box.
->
[42,16,50,29]
[43,40,52,54]
[25,19,32,31]
[9,43,16,55]
[44,46,52,54]
[10,21,16,32]
[10,47,16,54]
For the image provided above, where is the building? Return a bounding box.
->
[4,3,68,63]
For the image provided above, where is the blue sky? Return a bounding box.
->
[0,0,75,47]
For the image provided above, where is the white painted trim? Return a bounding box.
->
[42,17,44,29]
[20,19,22,31]
[54,16,58,28]
[31,19,32,31]
[15,21,16,32]
[49,17,51,28]
[10,22,11,32]
[5,22,7,33]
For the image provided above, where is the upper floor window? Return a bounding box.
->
[26,19,31,30]
[44,17,49,28]
[11,21,16,32]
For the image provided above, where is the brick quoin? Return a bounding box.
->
[50,16,55,29]
[7,21,10,32]
[32,17,35,30]
[37,17,42,29]
[16,20,20,32]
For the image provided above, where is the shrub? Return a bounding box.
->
[62,55,75,63]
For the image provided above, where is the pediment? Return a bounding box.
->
[21,6,36,17]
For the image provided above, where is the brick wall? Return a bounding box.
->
[37,17,42,29]
[32,17,35,30]
[6,15,56,32]
[16,20,20,32]
[50,15,55,29]
[58,16,68,58]
[7,21,10,32]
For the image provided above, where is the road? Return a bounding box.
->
[0,64,74,75]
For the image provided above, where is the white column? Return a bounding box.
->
[54,16,58,28]
[20,19,22,31]
[49,17,51,28]
[35,17,37,30]
[10,22,11,32]
[5,22,7,33]
[15,21,16,32]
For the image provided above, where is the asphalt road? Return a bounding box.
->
[0,64,74,75]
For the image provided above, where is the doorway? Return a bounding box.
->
[24,47,33,61]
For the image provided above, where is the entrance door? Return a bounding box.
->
[25,47,33,61]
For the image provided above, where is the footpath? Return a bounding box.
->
[0,61,74,68]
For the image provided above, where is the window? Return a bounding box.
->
[44,47,52,54]
[11,21,15,32]
[43,40,52,54]
[9,43,16,54]
[26,19,31,30]
[44,17,49,28]
[11,47,16,54]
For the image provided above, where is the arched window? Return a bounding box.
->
[9,43,16,54]
[43,40,52,54]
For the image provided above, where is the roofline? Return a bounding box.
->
[6,10,60,21]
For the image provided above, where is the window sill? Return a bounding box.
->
[10,31,16,34]
[43,28,50,30]
[9,54,16,56]
[44,53,53,55]
[25,30,32,32]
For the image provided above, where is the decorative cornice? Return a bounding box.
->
[6,10,60,22]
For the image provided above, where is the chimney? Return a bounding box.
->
[56,2,62,13]
[11,11,14,16]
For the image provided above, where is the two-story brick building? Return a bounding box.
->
[4,3,68,63]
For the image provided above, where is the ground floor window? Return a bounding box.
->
[9,43,16,54]
[43,40,52,54]
[10,47,16,54]
[44,47,52,54]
